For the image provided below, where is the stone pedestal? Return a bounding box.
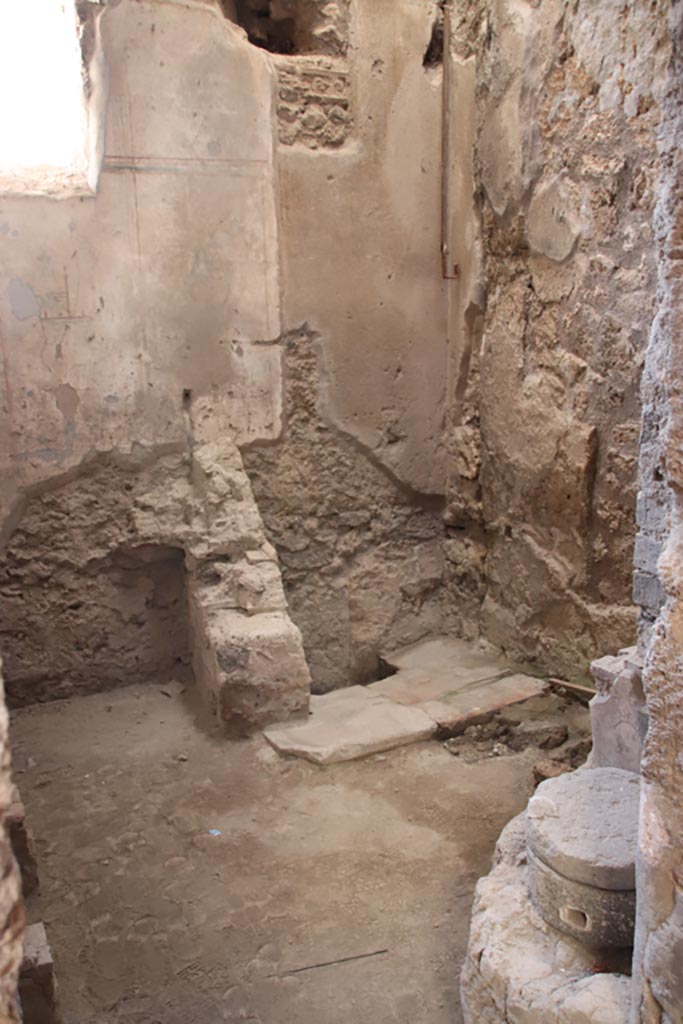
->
[460,814,631,1024]
[526,768,639,949]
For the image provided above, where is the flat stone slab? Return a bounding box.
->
[419,673,546,732]
[263,686,436,764]
[527,767,640,890]
[265,638,548,763]
[372,637,544,731]
[377,636,513,695]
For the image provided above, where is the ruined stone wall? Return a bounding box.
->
[0,430,310,727]
[446,0,668,680]
[0,454,193,706]
[243,0,453,689]
[631,3,683,1019]
[243,326,444,690]
[0,0,283,524]
[0,1,311,726]
[225,0,353,148]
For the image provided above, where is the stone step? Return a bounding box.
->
[263,686,437,765]
[264,636,547,764]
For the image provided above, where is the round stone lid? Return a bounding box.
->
[526,767,639,891]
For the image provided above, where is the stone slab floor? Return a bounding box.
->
[10,683,563,1024]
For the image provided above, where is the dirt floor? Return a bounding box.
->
[10,682,590,1024]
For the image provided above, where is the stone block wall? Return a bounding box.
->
[244,0,453,690]
[458,1,683,1019]
[224,0,353,149]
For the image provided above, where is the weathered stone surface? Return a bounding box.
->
[263,685,436,764]
[528,849,636,950]
[375,636,511,695]
[276,0,454,510]
[630,2,683,1014]
[275,58,352,148]
[1,438,310,731]
[243,327,445,692]
[0,0,284,532]
[527,768,640,891]
[194,609,310,733]
[527,177,581,262]
[419,674,546,733]
[590,669,649,774]
[461,814,631,1024]
[447,0,664,679]
[590,653,629,694]
[368,637,545,731]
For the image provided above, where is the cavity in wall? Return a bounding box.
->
[223,0,353,148]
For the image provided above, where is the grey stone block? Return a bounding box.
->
[590,653,626,693]
[634,533,663,575]
[590,669,648,774]
[618,645,644,671]
[632,569,666,615]
[636,491,669,536]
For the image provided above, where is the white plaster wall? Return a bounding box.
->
[277,0,449,496]
[0,0,282,523]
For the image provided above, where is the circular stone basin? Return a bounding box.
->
[526,767,640,949]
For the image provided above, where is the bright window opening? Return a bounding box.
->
[0,0,92,196]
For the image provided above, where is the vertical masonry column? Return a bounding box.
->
[185,423,311,732]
